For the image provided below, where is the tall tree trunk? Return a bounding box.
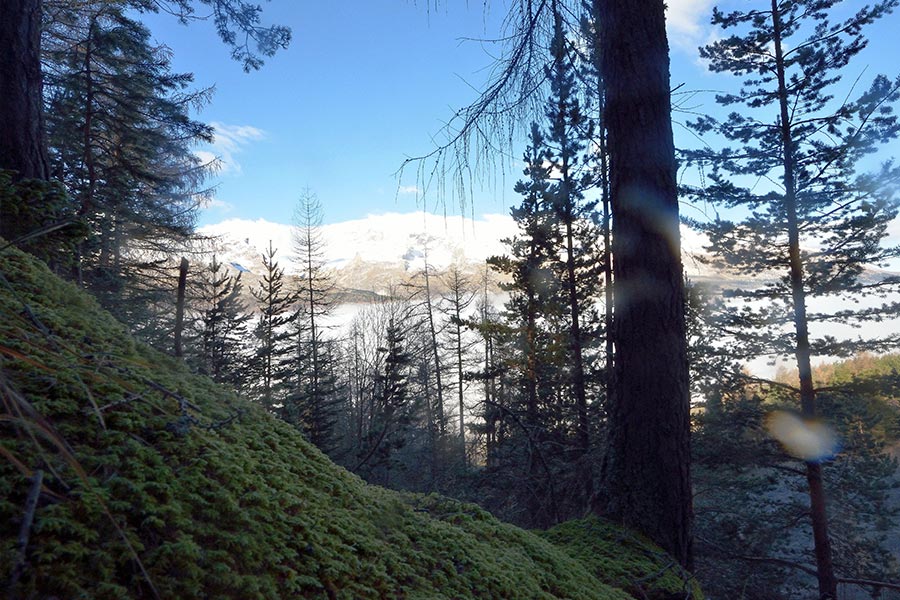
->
[0,0,49,181]
[423,259,446,434]
[595,0,693,569]
[452,281,466,464]
[174,257,188,357]
[770,2,837,596]
[561,153,590,462]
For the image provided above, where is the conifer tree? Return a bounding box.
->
[188,256,251,389]
[249,242,297,412]
[355,314,415,486]
[42,5,214,334]
[284,191,341,450]
[488,125,566,527]
[439,264,477,463]
[484,17,606,523]
[541,11,604,483]
[683,2,900,594]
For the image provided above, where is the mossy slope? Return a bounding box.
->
[542,518,703,600]
[0,245,689,599]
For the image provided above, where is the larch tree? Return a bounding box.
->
[681,1,900,594]
[400,0,693,561]
[287,190,340,448]
[439,263,477,463]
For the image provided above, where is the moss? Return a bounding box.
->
[0,243,697,599]
[541,517,704,600]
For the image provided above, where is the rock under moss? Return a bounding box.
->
[0,243,698,599]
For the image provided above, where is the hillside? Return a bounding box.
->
[0,244,699,599]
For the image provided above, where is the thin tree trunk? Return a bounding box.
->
[174,257,188,357]
[596,0,693,569]
[770,2,837,596]
[560,147,590,461]
[452,281,466,464]
[0,0,49,181]
[423,259,446,433]
[80,18,97,217]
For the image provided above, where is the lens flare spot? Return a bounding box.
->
[765,410,839,463]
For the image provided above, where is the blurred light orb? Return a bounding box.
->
[765,410,839,462]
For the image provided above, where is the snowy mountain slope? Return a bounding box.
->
[197,211,723,297]
[199,212,516,272]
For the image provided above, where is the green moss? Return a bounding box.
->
[541,517,704,600]
[0,243,697,599]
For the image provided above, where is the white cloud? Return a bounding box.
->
[398,185,421,195]
[666,0,715,52]
[195,122,265,176]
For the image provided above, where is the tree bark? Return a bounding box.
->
[0,0,49,180]
[595,0,693,569]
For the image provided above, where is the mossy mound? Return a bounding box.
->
[0,244,694,599]
[542,518,703,600]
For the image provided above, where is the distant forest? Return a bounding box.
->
[2,1,900,598]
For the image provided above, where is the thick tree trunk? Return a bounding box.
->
[770,2,837,597]
[0,0,49,180]
[595,0,693,569]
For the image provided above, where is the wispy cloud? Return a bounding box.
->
[398,185,421,195]
[195,122,265,176]
[201,197,235,212]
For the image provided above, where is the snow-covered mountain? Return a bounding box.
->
[199,212,516,283]
[197,211,727,298]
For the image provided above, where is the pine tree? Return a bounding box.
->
[594,0,693,568]
[682,1,900,593]
[249,242,297,412]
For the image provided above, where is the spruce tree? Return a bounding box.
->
[355,314,415,486]
[488,124,566,527]
[42,5,214,336]
[683,2,900,594]
[541,12,604,493]
[249,242,297,412]
[187,256,251,389]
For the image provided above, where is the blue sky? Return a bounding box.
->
[137,1,900,227]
